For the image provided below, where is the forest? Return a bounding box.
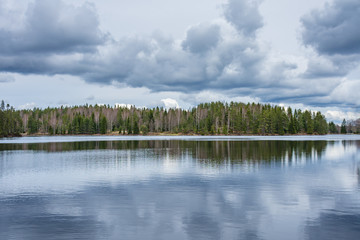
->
[0,100,355,138]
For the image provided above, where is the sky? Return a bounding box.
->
[0,0,359,123]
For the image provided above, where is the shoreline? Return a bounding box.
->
[2,134,360,144]
[6,132,356,138]
[19,132,325,137]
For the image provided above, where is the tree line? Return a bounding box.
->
[0,100,23,137]
[0,100,351,137]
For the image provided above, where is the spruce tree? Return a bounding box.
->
[341,119,347,134]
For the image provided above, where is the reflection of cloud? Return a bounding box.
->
[324,143,357,161]
[0,194,106,240]
[305,212,360,240]
[183,213,220,240]
[0,140,360,239]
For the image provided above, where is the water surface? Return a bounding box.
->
[1,136,360,239]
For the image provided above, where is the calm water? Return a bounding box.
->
[0,136,359,240]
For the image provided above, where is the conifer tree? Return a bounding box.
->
[341,119,347,134]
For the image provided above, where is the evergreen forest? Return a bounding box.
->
[0,100,352,138]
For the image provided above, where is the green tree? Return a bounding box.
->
[99,115,107,134]
[328,122,338,134]
[341,119,347,134]
[313,112,328,134]
[28,115,38,134]
[140,124,148,135]
[1,100,5,111]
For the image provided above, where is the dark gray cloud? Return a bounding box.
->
[223,0,263,36]
[80,34,268,92]
[304,63,348,79]
[0,0,106,55]
[0,55,54,75]
[0,28,268,93]
[301,0,360,55]
[301,0,360,79]
[182,24,221,54]
[0,0,294,103]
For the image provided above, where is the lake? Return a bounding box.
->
[1,135,360,240]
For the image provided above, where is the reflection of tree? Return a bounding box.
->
[0,140,333,166]
[191,141,329,166]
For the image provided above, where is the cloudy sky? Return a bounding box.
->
[0,0,359,122]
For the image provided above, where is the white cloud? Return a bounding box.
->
[329,78,360,106]
[325,110,360,123]
[161,98,180,109]
[18,102,36,110]
[181,90,260,106]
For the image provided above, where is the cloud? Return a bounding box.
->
[300,0,360,79]
[0,0,359,111]
[180,90,260,106]
[182,23,221,54]
[86,95,95,101]
[325,110,360,123]
[223,0,263,36]
[0,0,106,55]
[302,54,352,78]
[18,102,36,110]
[161,98,180,109]
[301,0,360,55]
[328,78,360,107]
[57,100,69,106]
[0,0,275,95]
[0,0,293,104]
[67,18,273,94]
[0,73,15,83]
